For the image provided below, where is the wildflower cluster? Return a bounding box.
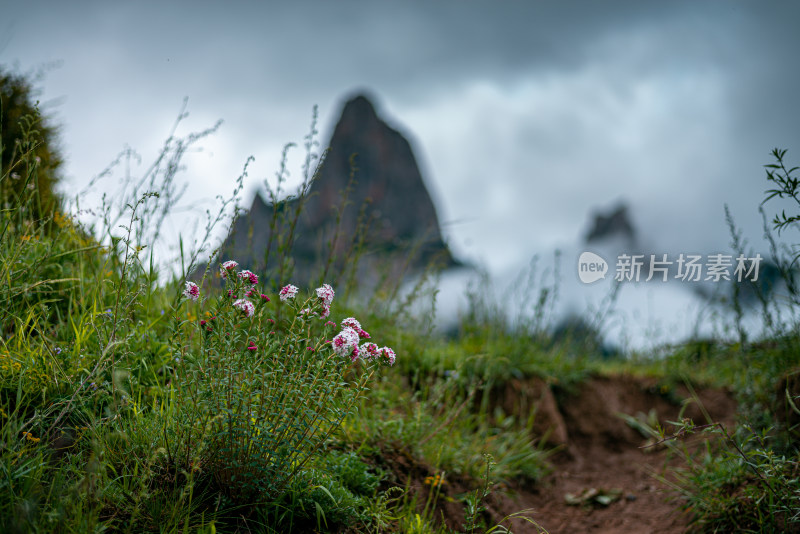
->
[220,260,238,278]
[316,283,334,317]
[331,317,395,365]
[183,281,200,301]
[424,472,445,488]
[238,269,259,285]
[295,282,338,319]
[21,431,40,444]
[176,260,397,501]
[279,284,298,301]
[332,327,360,361]
[199,314,216,333]
[233,298,255,317]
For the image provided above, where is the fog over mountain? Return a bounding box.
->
[4,1,800,349]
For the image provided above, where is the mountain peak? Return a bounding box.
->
[340,94,379,123]
[210,91,458,288]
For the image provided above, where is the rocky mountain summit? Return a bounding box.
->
[585,203,637,246]
[215,94,458,288]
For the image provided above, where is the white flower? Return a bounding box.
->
[341,317,361,331]
[332,327,360,358]
[381,347,396,366]
[315,283,335,306]
[183,281,200,301]
[238,269,259,285]
[360,342,380,361]
[233,298,255,317]
[279,284,299,301]
[220,260,239,278]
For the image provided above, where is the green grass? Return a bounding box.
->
[1,86,799,533]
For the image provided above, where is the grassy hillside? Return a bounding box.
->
[1,94,798,533]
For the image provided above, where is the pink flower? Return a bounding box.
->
[324,321,336,328]
[238,269,259,285]
[315,283,335,306]
[360,342,380,361]
[260,294,270,302]
[332,327,359,358]
[183,281,200,301]
[247,341,257,351]
[220,260,238,278]
[233,298,255,318]
[279,284,299,301]
[380,346,396,366]
[341,317,361,331]
[358,329,370,339]
[320,304,330,319]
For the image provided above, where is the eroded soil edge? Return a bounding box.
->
[486,375,737,534]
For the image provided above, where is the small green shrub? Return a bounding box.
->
[166,263,396,504]
[1,67,63,226]
[262,450,385,531]
[652,419,800,533]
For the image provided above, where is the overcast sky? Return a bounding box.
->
[4,1,800,346]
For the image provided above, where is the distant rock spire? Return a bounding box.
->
[585,203,636,246]
[215,92,458,288]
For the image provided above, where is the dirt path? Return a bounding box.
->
[483,376,738,534]
[499,443,690,533]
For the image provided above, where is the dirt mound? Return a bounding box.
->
[489,375,736,453]
[488,377,569,446]
[484,374,738,534]
[377,374,737,533]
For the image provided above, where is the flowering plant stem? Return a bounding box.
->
[168,263,395,502]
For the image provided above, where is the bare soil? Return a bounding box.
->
[383,374,738,534]
[488,375,738,534]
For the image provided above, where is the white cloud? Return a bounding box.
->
[3,0,800,345]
